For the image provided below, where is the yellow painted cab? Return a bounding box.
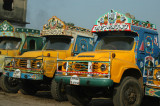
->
[55,10,159,105]
[1,16,94,101]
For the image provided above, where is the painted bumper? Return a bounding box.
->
[4,71,43,80]
[55,76,113,87]
[145,87,160,97]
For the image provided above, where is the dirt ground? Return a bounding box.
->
[0,89,159,106]
[0,90,114,106]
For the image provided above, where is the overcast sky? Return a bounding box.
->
[26,0,160,32]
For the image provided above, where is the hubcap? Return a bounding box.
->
[125,87,137,104]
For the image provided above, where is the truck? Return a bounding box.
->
[0,20,43,89]
[1,16,94,101]
[55,10,159,106]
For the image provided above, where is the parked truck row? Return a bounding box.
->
[0,16,94,101]
[0,10,160,106]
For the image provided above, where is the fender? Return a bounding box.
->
[111,58,142,83]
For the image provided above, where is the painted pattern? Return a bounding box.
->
[41,16,91,36]
[92,10,157,32]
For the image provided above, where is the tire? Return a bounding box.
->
[0,75,20,93]
[113,76,142,106]
[51,79,67,101]
[66,85,91,106]
[20,80,38,95]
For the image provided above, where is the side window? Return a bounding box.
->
[29,40,36,50]
[73,35,94,55]
[21,36,43,54]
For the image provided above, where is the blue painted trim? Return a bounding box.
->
[4,71,43,80]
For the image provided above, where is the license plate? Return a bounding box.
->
[13,69,21,78]
[70,75,80,85]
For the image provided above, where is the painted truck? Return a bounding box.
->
[0,20,43,81]
[1,16,94,101]
[55,10,159,106]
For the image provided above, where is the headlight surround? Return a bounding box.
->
[36,62,41,68]
[101,64,107,71]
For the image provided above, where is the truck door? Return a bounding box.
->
[21,36,43,54]
[73,35,94,55]
[143,33,159,81]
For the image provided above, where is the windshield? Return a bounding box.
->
[96,36,134,50]
[45,36,72,50]
[0,37,21,50]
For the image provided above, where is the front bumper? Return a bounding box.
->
[4,70,43,80]
[55,75,113,87]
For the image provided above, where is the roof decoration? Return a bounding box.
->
[0,20,14,32]
[41,16,91,36]
[16,28,40,34]
[132,20,156,30]
[92,10,157,32]
[0,20,40,34]
[0,21,40,38]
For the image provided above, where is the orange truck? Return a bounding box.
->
[55,10,160,105]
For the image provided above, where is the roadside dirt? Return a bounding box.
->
[0,89,114,106]
[0,90,72,106]
[0,89,159,106]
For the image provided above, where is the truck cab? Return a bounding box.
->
[55,10,159,105]
[1,16,94,100]
[0,20,43,76]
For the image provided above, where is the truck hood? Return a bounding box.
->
[66,50,135,63]
[17,50,69,59]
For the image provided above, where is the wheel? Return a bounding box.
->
[113,76,142,106]
[20,80,38,95]
[51,79,67,101]
[66,85,91,106]
[0,75,21,93]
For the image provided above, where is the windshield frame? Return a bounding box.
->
[94,31,137,51]
[43,35,73,50]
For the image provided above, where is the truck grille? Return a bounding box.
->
[68,62,99,72]
[73,62,88,71]
[20,59,27,68]
[57,60,111,78]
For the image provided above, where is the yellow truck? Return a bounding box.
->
[55,10,160,105]
[0,20,43,87]
[2,16,94,101]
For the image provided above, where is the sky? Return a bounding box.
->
[26,0,160,32]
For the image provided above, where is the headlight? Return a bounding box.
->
[156,71,160,80]
[37,62,41,68]
[101,64,107,71]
